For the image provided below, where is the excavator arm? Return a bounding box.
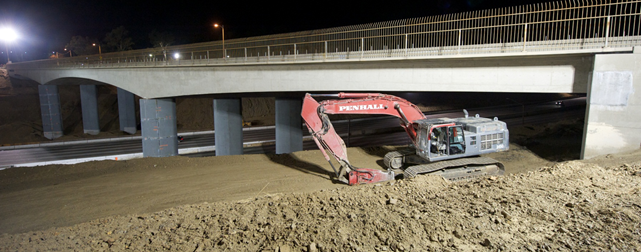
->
[301,93,426,185]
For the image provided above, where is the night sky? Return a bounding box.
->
[1,0,553,62]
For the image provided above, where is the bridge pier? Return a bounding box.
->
[140,98,178,157]
[213,98,243,156]
[117,88,137,134]
[38,85,63,140]
[275,97,303,154]
[79,85,100,135]
[582,51,641,159]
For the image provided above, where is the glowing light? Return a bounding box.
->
[0,27,18,42]
[174,53,180,59]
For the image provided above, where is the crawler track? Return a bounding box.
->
[385,150,504,181]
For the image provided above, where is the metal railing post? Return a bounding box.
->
[207,50,210,64]
[458,29,462,54]
[191,52,194,65]
[604,16,611,48]
[267,46,270,62]
[324,41,327,60]
[294,44,297,61]
[405,34,408,57]
[361,38,364,59]
[244,48,247,62]
[522,24,528,52]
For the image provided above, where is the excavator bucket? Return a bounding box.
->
[348,169,395,185]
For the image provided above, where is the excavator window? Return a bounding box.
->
[448,126,465,155]
[429,126,447,156]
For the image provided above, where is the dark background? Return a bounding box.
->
[1,0,554,61]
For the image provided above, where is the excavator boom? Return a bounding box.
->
[301,93,426,185]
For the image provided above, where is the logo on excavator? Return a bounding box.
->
[339,104,385,111]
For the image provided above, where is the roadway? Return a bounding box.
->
[0,97,585,168]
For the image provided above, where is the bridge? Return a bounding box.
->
[6,0,641,159]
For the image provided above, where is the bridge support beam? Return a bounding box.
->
[38,85,63,140]
[80,85,100,135]
[117,88,137,134]
[275,97,303,154]
[140,98,178,158]
[213,98,243,156]
[582,51,641,159]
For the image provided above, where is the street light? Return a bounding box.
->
[92,43,102,61]
[213,23,225,59]
[0,27,18,63]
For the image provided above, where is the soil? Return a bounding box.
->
[0,144,639,251]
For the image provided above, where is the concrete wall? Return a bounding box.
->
[8,54,593,99]
[582,51,641,159]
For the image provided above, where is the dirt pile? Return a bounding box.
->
[1,149,639,251]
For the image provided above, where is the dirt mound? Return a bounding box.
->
[1,148,639,251]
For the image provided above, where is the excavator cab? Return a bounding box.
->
[426,124,466,158]
[448,126,466,155]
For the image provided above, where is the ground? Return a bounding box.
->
[0,144,639,251]
[1,68,639,251]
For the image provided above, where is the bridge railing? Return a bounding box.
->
[9,0,641,69]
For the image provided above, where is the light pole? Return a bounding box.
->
[92,43,102,61]
[64,48,72,57]
[213,23,225,59]
[0,27,18,64]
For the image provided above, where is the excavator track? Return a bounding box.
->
[384,150,413,170]
[403,156,504,181]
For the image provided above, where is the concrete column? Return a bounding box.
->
[140,98,178,158]
[582,51,641,159]
[38,85,63,139]
[213,98,243,156]
[80,85,100,135]
[275,98,303,154]
[117,88,137,134]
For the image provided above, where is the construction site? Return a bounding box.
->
[2,0,641,250]
[1,69,640,251]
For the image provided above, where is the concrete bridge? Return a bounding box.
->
[6,0,641,159]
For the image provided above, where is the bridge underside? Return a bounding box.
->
[8,51,641,160]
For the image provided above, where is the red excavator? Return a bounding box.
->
[301,93,509,185]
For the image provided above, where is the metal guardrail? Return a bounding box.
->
[9,0,641,69]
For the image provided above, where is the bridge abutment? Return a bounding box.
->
[275,97,303,154]
[38,85,63,140]
[79,85,100,135]
[213,98,243,156]
[582,52,641,159]
[117,88,137,134]
[140,98,178,157]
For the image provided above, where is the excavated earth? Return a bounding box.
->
[0,144,639,251]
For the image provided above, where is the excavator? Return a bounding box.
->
[301,92,509,185]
